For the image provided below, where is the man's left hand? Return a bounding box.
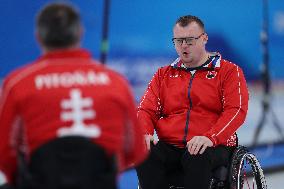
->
[186,136,213,155]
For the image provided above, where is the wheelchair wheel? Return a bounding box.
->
[229,146,267,189]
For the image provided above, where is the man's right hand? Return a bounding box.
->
[144,134,157,150]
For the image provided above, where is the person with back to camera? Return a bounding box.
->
[0,2,147,189]
[136,15,249,189]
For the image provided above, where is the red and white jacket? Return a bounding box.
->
[0,49,147,184]
[138,53,249,148]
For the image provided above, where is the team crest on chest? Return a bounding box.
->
[206,71,217,79]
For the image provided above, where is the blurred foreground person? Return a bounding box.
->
[0,2,147,189]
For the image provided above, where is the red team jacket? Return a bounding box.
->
[0,49,147,184]
[138,53,249,148]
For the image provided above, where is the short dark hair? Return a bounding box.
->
[36,3,81,49]
[175,15,205,30]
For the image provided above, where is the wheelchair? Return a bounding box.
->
[138,145,267,189]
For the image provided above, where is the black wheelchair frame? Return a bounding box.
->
[138,145,267,189]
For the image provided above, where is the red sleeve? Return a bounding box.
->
[0,78,19,184]
[137,69,163,135]
[204,65,249,146]
[118,77,148,171]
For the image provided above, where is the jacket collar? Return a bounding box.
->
[171,52,222,71]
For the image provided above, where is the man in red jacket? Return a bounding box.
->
[0,2,147,189]
[136,15,249,189]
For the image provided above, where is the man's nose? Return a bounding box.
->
[181,40,188,47]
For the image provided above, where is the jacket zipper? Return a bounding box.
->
[182,71,195,146]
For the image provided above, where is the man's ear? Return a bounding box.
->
[35,31,48,53]
[203,33,208,44]
[35,31,43,46]
[79,26,84,39]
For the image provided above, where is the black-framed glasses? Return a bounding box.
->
[172,33,204,46]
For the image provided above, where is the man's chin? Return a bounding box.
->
[180,57,193,64]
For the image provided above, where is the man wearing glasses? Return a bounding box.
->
[136,15,249,189]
